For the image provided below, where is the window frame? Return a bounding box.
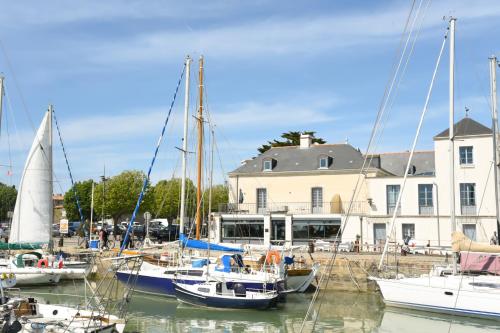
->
[459,146,474,165]
[386,185,401,215]
[418,184,434,215]
[263,159,273,171]
[319,157,328,169]
[311,187,323,213]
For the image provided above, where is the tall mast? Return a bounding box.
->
[491,56,500,237]
[448,18,457,274]
[180,55,191,235]
[195,56,204,240]
[0,76,4,137]
[48,104,54,252]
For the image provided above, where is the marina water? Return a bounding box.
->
[17,282,500,332]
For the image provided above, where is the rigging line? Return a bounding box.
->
[363,0,426,175]
[120,61,186,256]
[52,109,85,225]
[300,1,422,331]
[0,39,35,132]
[379,25,448,270]
[370,0,431,162]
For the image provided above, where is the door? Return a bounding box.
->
[256,188,267,214]
[311,187,323,213]
[373,223,386,246]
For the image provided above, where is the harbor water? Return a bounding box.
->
[16,282,500,332]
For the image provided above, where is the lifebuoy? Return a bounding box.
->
[265,250,281,265]
[37,258,48,268]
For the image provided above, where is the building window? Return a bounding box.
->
[311,187,323,213]
[263,160,272,171]
[462,224,477,241]
[386,185,401,215]
[271,219,286,242]
[418,184,433,215]
[460,183,476,215]
[402,223,415,240]
[459,146,473,165]
[319,157,328,169]
[292,219,341,244]
[257,188,267,213]
[221,219,264,244]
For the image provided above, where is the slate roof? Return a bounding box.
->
[373,151,435,177]
[229,144,368,175]
[434,117,492,139]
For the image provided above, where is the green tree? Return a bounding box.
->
[63,180,94,222]
[93,170,153,224]
[151,178,196,221]
[203,184,228,214]
[0,183,17,221]
[258,131,326,153]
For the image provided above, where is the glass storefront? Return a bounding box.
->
[221,219,264,243]
[292,219,341,244]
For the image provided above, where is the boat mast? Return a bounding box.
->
[48,104,54,253]
[448,18,457,274]
[90,181,95,240]
[180,55,192,235]
[491,55,500,238]
[195,56,204,240]
[0,76,4,137]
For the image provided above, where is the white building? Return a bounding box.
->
[212,117,498,248]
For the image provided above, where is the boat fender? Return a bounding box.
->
[37,258,49,268]
[1,273,6,280]
[233,283,246,297]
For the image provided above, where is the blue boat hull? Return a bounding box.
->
[173,283,278,310]
[116,271,284,298]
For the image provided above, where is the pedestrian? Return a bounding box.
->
[103,227,109,250]
[490,231,498,245]
[99,228,104,251]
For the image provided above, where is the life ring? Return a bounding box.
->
[265,250,281,265]
[37,258,49,268]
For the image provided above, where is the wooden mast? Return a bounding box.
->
[195,56,204,240]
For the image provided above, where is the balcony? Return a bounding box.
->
[218,201,368,215]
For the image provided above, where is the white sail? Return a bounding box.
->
[9,110,52,244]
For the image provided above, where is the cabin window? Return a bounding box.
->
[197,287,210,293]
[459,146,473,165]
[263,160,272,171]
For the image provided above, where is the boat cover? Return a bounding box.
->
[460,251,500,275]
[179,234,244,253]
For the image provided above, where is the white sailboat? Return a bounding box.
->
[372,18,500,320]
[1,106,86,284]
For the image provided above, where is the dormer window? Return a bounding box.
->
[263,158,276,172]
[263,160,272,171]
[318,155,333,169]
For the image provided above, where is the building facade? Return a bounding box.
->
[212,117,498,248]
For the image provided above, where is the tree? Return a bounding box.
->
[258,131,326,153]
[93,170,153,225]
[203,184,229,214]
[0,183,17,221]
[150,178,196,221]
[63,180,94,222]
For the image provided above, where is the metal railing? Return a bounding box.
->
[218,201,368,215]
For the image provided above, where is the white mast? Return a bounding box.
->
[90,181,95,240]
[179,56,191,235]
[448,18,457,274]
[0,76,4,136]
[48,105,54,252]
[491,56,500,237]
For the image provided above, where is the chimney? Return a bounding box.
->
[300,134,312,149]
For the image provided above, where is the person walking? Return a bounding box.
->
[490,231,498,245]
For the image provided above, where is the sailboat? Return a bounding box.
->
[116,56,284,297]
[372,18,500,320]
[0,105,86,284]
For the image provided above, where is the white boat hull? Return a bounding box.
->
[373,275,500,320]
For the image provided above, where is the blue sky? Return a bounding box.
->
[0,0,499,192]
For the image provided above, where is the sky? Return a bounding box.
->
[0,0,499,193]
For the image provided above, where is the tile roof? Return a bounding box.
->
[434,117,492,139]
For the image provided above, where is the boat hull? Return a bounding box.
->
[373,275,500,320]
[173,283,278,310]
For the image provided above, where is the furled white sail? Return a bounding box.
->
[10,110,52,244]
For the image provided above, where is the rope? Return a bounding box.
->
[379,20,449,269]
[52,109,85,225]
[120,62,186,255]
